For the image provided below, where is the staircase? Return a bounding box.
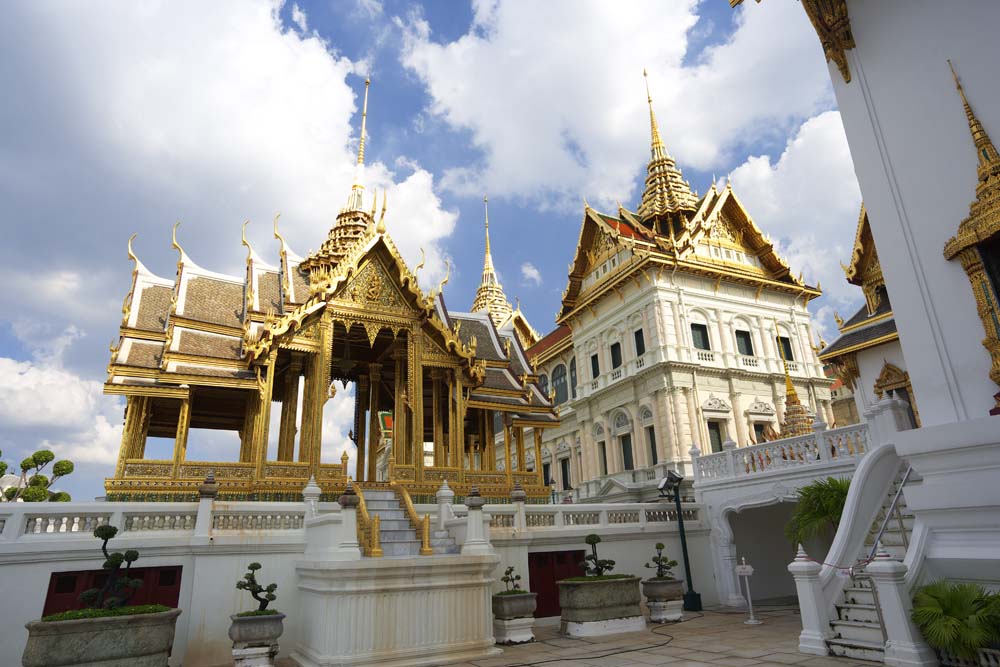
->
[363,489,458,557]
[826,466,916,662]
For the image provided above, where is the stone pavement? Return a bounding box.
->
[449,607,878,667]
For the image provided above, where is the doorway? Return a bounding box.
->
[528,550,585,617]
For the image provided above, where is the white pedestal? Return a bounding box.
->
[560,616,646,637]
[293,553,502,667]
[493,617,535,645]
[233,644,277,667]
[648,600,683,623]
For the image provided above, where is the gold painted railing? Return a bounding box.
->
[390,482,433,555]
[355,488,382,557]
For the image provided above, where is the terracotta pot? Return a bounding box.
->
[492,592,537,620]
[641,578,684,603]
[23,608,181,667]
[228,612,285,647]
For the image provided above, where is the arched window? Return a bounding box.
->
[538,374,549,396]
[612,411,631,434]
[569,358,577,399]
[552,364,568,405]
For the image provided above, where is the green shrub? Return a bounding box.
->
[912,581,1000,658]
[500,566,523,593]
[644,542,678,580]
[1,448,74,502]
[236,562,277,611]
[42,604,169,622]
[581,534,615,576]
[784,477,851,547]
[79,526,143,609]
[235,609,281,617]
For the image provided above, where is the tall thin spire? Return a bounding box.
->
[471,194,513,326]
[636,69,698,224]
[345,77,371,212]
[948,60,1000,194]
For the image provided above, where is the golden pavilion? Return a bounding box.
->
[104,80,557,502]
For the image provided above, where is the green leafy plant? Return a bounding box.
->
[236,562,277,611]
[644,543,678,580]
[582,534,615,576]
[43,605,169,622]
[911,581,1000,659]
[784,476,851,546]
[79,526,143,609]
[1,449,74,502]
[498,566,523,594]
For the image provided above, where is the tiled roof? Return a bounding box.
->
[176,330,242,359]
[134,285,172,332]
[820,318,898,358]
[258,271,282,313]
[528,325,571,359]
[841,299,891,330]
[182,277,243,328]
[122,341,162,369]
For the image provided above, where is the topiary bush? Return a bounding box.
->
[79,526,143,609]
[644,543,678,580]
[236,562,278,611]
[582,534,615,577]
[0,448,74,502]
[496,566,524,595]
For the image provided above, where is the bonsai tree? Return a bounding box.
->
[582,534,615,576]
[1,448,74,502]
[912,581,1000,659]
[236,562,278,614]
[498,566,523,595]
[644,543,678,580]
[79,526,143,609]
[784,476,851,547]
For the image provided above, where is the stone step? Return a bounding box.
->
[381,540,421,557]
[366,499,403,510]
[379,529,418,542]
[842,586,876,606]
[373,519,413,531]
[826,637,885,662]
[831,619,885,645]
[368,509,406,520]
[363,490,398,501]
[835,602,880,624]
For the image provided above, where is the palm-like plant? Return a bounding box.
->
[912,582,1000,659]
[784,476,851,547]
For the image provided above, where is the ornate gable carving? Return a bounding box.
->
[342,257,406,313]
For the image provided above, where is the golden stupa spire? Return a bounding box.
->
[344,77,371,212]
[637,69,698,224]
[471,194,513,327]
[777,335,813,436]
[948,60,1000,195]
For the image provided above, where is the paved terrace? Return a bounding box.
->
[428,607,871,667]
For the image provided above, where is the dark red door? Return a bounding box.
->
[43,566,183,617]
[528,550,585,617]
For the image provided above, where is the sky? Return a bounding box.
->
[0,0,863,500]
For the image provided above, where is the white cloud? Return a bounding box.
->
[520,262,542,287]
[728,110,863,341]
[291,3,308,32]
[398,0,833,210]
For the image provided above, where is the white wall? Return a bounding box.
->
[855,339,907,414]
[834,0,1000,424]
[727,503,799,602]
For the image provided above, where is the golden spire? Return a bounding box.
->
[345,77,371,212]
[948,60,1000,195]
[636,70,698,224]
[471,194,513,326]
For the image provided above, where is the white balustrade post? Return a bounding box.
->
[866,548,937,667]
[332,480,362,560]
[510,481,527,532]
[814,420,832,462]
[689,445,702,483]
[194,471,218,539]
[302,475,321,519]
[462,486,493,556]
[787,545,832,655]
[873,397,913,440]
[436,479,455,531]
[723,440,738,477]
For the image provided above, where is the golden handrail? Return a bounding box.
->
[390,482,433,556]
[355,486,382,558]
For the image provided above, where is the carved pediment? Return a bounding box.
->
[702,394,731,412]
[340,257,407,313]
[746,399,775,416]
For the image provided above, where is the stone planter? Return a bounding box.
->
[229,613,285,667]
[23,608,181,667]
[642,578,684,623]
[556,576,645,637]
[492,593,537,645]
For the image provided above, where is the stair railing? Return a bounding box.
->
[355,487,382,558]
[849,573,889,643]
[390,482,433,556]
[867,465,913,563]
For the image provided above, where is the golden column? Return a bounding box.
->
[448,372,459,468]
[367,363,381,482]
[355,374,369,482]
[503,415,513,486]
[515,426,526,473]
[250,351,277,480]
[392,347,407,470]
[276,358,302,462]
[170,395,192,478]
[300,314,333,476]
[534,428,544,485]
[431,369,444,466]
[484,410,495,471]
[410,325,424,479]
[115,396,149,477]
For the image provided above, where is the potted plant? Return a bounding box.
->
[22,525,181,667]
[556,534,644,637]
[229,562,285,665]
[642,543,684,622]
[784,477,851,556]
[911,581,1000,666]
[492,566,537,644]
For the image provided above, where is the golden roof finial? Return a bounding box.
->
[471,194,514,325]
[414,247,425,274]
[345,77,371,212]
[643,68,665,153]
[483,194,494,269]
[171,221,185,269]
[947,60,1000,190]
[272,213,286,251]
[370,188,377,220]
[241,220,253,262]
[357,77,370,167]
[127,233,138,267]
[377,190,387,233]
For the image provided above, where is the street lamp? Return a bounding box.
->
[658,470,702,611]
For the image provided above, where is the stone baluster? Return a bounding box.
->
[194,471,219,539]
[461,486,492,556]
[302,475,321,520]
[866,547,937,667]
[813,419,831,461]
[689,445,701,483]
[436,479,455,531]
[787,545,831,655]
[723,439,739,477]
[334,480,362,560]
[510,481,527,532]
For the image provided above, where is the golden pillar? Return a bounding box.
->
[485,410,495,471]
[503,415,513,486]
[448,373,459,468]
[431,369,443,466]
[534,428,544,486]
[239,397,255,463]
[355,374,369,482]
[367,364,381,482]
[393,347,407,469]
[300,315,332,476]
[277,359,301,462]
[955,247,1000,386]
[410,326,424,479]
[250,352,277,480]
[170,396,191,478]
[115,395,149,477]
[515,426,525,473]
[456,380,466,482]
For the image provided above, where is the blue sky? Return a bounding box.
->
[0,0,862,500]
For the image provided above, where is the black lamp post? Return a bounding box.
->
[659,470,702,611]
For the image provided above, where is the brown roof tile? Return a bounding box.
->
[134,285,172,332]
[123,341,162,368]
[183,277,243,327]
[177,330,241,359]
[258,271,281,313]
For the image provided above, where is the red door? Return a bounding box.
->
[528,550,585,617]
[43,566,183,617]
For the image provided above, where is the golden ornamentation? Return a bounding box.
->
[943,61,1000,389]
[470,195,515,326]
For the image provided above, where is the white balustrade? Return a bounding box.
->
[696,349,716,363]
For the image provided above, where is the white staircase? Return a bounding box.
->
[826,466,916,661]
[363,489,458,557]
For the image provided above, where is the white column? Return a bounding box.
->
[787,546,832,655]
[462,487,492,556]
[866,550,937,667]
